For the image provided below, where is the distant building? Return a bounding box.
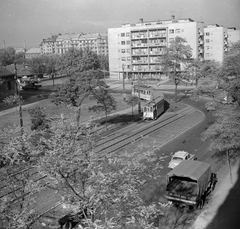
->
[25,47,41,59]
[15,47,26,53]
[0,68,16,101]
[78,33,108,56]
[204,24,228,63]
[56,33,82,55]
[39,35,58,55]
[227,27,240,46]
[108,17,204,79]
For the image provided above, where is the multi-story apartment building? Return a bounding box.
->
[79,33,108,56]
[56,33,82,55]
[39,35,58,55]
[108,17,204,79]
[204,24,228,63]
[227,27,240,46]
[40,33,108,56]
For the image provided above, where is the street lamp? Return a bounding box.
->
[122,64,126,101]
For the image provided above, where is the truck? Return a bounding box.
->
[168,151,197,169]
[166,160,217,209]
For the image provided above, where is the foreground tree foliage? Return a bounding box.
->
[0,47,25,67]
[160,36,192,102]
[0,126,44,229]
[1,108,167,228]
[200,41,240,174]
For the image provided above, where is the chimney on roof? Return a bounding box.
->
[140,18,143,24]
[171,15,175,20]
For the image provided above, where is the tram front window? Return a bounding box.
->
[150,107,153,112]
[144,107,147,112]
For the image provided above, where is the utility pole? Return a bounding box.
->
[122,64,126,101]
[137,72,141,115]
[14,64,24,134]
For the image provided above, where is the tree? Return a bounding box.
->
[28,106,49,131]
[160,36,192,102]
[27,56,46,77]
[56,47,101,77]
[125,95,139,116]
[185,59,221,87]
[201,41,240,182]
[51,70,107,125]
[35,114,165,228]
[0,126,44,229]
[88,84,117,130]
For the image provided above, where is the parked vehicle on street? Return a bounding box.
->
[168,151,197,169]
[22,82,42,90]
[205,102,215,111]
[166,160,217,209]
[143,93,165,120]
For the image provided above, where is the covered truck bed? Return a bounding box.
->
[166,160,212,196]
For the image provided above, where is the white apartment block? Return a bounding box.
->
[108,17,204,80]
[227,27,240,46]
[204,25,228,63]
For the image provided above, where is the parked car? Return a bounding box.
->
[22,83,42,90]
[205,102,216,111]
[168,151,197,169]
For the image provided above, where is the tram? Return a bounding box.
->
[132,84,154,101]
[143,93,165,120]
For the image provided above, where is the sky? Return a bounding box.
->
[1,0,240,49]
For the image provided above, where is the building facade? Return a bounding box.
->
[40,35,58,55]
[227,27,240,46]
[108,17,204,79]
[25,47,41,59]
[204,24,228,63]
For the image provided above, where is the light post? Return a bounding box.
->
[122,64,126,101]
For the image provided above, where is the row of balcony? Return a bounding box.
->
[131,42,167,47]
[132,51,165,55]
[131,33,167,39]
[132,59,160,64]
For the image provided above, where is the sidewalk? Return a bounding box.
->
[192,163,239,229]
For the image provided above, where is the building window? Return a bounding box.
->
[169,38,174,42]
[127,56,131,61]
[121,33,125,37]
[205,32,210,36]
[126,40,130,45]
[127,49,130,53]
[126,32,130,37]
[121,49,125,53]
[169,29,174,34]
[206,39,210,43]
[121,41,125,45]
[206,46,210,50]
[122,57,126,61]
[175,29,180,33]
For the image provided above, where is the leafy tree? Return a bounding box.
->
[28,106,49,131]
[88,84,117,130]
[51,70,109,125]
[0,126,43,229]
[35,114,165,228]
[185,59,221,87]
[125,95,139,116]
[201,41,240,181]
[27,56,46,77]
[160,36,192,102]
[56,47,101,77]
[0,47,25,67]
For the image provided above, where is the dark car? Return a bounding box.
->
[22,83,42,90]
